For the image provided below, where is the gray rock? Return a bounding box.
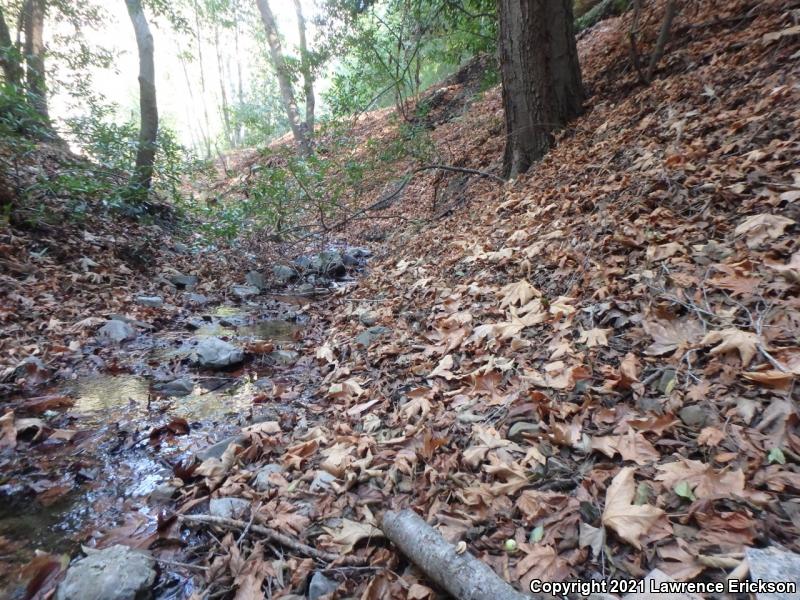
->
[149,482,179,503]
[679,405,708,428]
[269,350,299,366]
[231,285,260,299]
[293,256,313,270]
[99,320,136,343]
[245,270,266,290]
[154,378,193,396]
[56,544,156,600]
[358,311,378,327]
[308,571,338,600]
[252,463,284,492]
[168,273,198,289]
[197,435,245,461]
[355,326,391,348]
[192,337,244,368]
[745,546,800,600]
[507,421,540,442]
[349,247,372,258]
[297,283,315,295]
[184,293,210,306]
[209,497,250,520]
[173,242,190,254]
[273,265,296,283]
[310,470,336,492]
[623,568,702,600]
[342,251,360,267]
[135,295,163,308]
[311,251,345,277]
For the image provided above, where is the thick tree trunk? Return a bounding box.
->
[0,7,23,85]
[497,0,584,178]
[255,0,311,156]
[293,0,314,135]
[125,0,158,194]
[23,0,48,122]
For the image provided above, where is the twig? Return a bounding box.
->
[179,514,368,566]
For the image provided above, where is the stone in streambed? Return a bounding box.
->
[191,337,243,368]
[98,320,136,343]
[745,546,800,600]
[273,265,296,283]
[245,270,266,290]
[168,273,198,289]
[251,463,284,492]
[56,544,156,600]
[135,295,163,308]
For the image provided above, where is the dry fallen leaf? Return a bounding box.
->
[701,328,762,367]
[602,467,665,549]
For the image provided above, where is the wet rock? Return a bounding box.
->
[246,270,266,290]
[269,350,299,366]
[355,326,391,348]
[308,571,338,600]
[679,405,708,428]
[192,337,244,369]
[358,311,378,327]
[168,273,198,289]
[184,293,210,306]
[508,421,540,442]
[154,378,193,396]
[56,544,156,600]
[252,463,284,492]
[231,285,260,299]
[197,434,245,461]
[745,546,800,599]
[99,320,136,343]
[135,295,163,308]
[209,497,250,520]
[273,265,296,283]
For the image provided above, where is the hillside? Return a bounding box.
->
[2,0,800,598]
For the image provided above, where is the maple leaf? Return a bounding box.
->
[399,387,433,422]
[701,328,762,367]
[429,354,456,379]
[578,327,611,348]
[601,467,665,549]
[643,318,704,356]
[514,544,571,590]
[734,213,795,248]
[499,280,541,308]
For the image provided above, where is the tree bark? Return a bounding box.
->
[255,0,311,156]
[381,509,532,600]
[293,0,314,135]
[0,7,23,85]
[497,0,584,178]
[214,24,233,148]
[23,0,48,122]
[125,0,158,194]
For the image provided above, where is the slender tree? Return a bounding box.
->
[0,6,23,85]
[23,0,49,122]
[125,0,158,194]
[293,0,314,135]
[254,0,311,156]
[497,0,584,178]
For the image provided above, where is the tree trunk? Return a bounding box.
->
[497,0,584,178]
[254,0,311,156]
[214,24,233,148]
[293,0,314,135]
[125,0,158,194]
[0,7,23,85]
[193,0,213,159]
[23,0,48,122]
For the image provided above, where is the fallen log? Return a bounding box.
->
[380,509,533,600]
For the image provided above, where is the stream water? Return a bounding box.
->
[0,304,306,597]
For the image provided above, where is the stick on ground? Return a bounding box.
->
[380,509,534,600]
[179,514,368,566]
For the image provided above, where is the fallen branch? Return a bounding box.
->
[179,514,368,566]
[289,163,503,246]
[380,509,533,600]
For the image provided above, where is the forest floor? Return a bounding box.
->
[2,0,800,598]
